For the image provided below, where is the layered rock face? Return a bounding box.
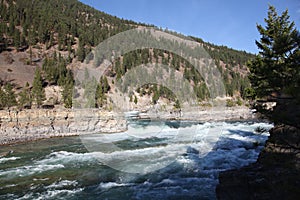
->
[0,109,127,145]
[216,125,300,200]
[0,106,256,146]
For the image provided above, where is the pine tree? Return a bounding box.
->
[100,76,110,93]
[248,6,300,98]
[18,82,32,109]
[174,99,181,109]
[62,71,74,108]
[83,76,97,108]
[134,95,138,105]
[77,37,85,62]
[32,68,46,108]
[152,85,159,104]
[96,82,106,108]
[0,86,5,109]
[8,15,15,36]
[13,30,21,48]
[4,83,17,107]
[95,76,111,108]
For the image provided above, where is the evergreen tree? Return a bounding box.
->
[174,99,181,109]
[4,83,17,107]
[152,85,159,104]
[96,82,105,108]
[8,15,15,36]
[18,82,32,109]
[95,76,110,108]
[13,30,21,48]
[134,95,138,105]
[32,68,46,108]
[0,86,5,109]
[83,76,97,108]
[248,6,300,98]
[77,37,85,62]
[100,76,110,93]
[62,71,74,108]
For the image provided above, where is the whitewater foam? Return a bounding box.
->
[36,151,101,167]
[46,180,78,189]
[0,156,21,164]
[0,121,273,200]
[16,188,84,200]
[0,164,65,178]
[98,182,132,190]
[80,121,273,174]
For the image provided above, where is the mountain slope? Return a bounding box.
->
[0,0,254,110]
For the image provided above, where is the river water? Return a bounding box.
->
[0,120,272,200]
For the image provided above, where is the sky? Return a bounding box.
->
[80,0,300,54]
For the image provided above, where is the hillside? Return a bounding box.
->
[0,0,255,111]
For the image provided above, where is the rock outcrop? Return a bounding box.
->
[0,106,257,146]
[216,125,300,200]
[0,109,127,145]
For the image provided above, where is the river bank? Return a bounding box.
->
[216,124,300,200]
[144,106,257,122]
[0,109,127,146]
[0,106,257,146]
[216,100,300,199]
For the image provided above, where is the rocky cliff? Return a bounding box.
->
[0,106,256,146]
[216,124,300,200]
[0,109,127,145]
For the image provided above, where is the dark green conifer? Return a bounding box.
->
[32,68,46,108]
[2,83,17,108]
[248,6,300,98]
[18,82,32,109]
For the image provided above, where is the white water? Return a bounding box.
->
[81,121,272,174]
[0,121,273,199]
[0,157,20,164]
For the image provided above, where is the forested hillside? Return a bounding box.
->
[0,0,140,55]
[0,0,255,110]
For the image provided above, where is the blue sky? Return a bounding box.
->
[80,0,299,54]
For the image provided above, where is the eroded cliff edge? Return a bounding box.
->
[0,109,127,145]
[0,106,256,146]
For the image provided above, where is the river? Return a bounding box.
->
[0,120,272,200]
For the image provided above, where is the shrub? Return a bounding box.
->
[226,99,235,107]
